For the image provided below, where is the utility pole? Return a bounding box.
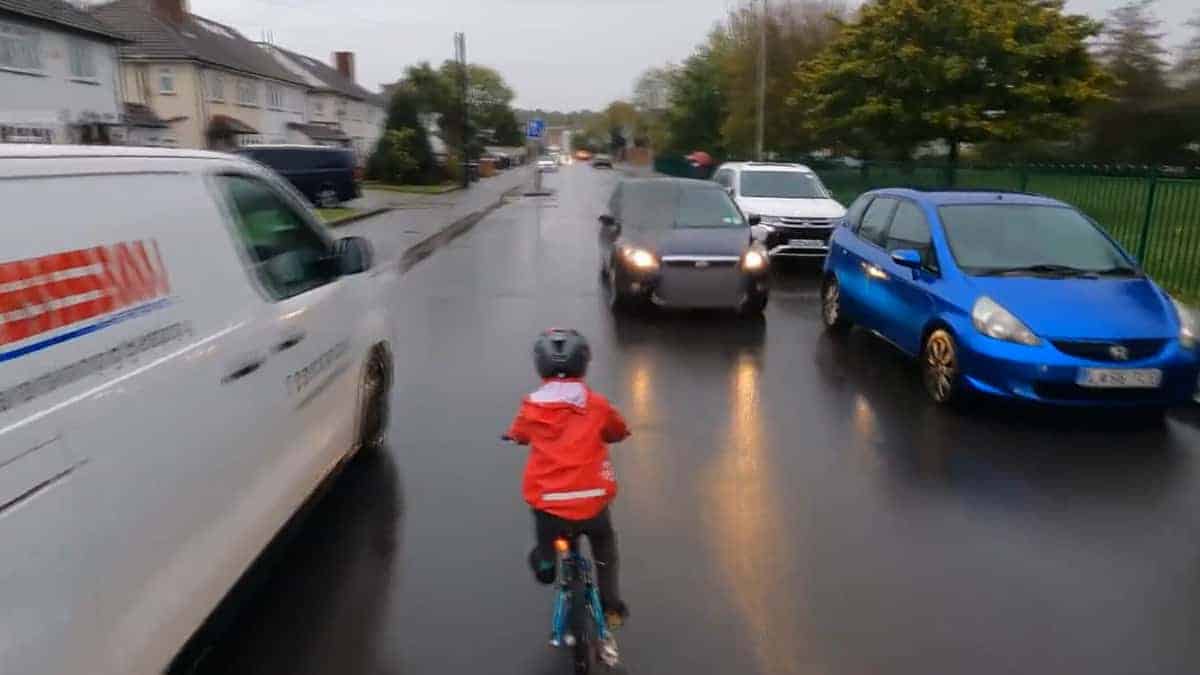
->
[756,0,767,161]
[454,32,469,188]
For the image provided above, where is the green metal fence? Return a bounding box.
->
[656,157,1200,299]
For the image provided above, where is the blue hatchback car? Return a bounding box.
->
[821,189,1200,410]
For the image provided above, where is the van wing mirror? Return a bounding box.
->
[336,236,373,275]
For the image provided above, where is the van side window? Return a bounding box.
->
[218,175,336,299]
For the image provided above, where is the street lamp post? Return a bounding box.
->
[756,0,767,162]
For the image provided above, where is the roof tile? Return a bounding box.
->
[0,0,128,41]
[90,0,305,85]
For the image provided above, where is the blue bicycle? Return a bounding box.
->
[550,532,619,673]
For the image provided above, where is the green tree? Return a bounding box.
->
[368,129,423,183]
[1097,0,1169,101]
[1173,11,1200,91]
[368,83,436,183]
[714,0,846,158]
[1085,1,1188,161]
[633,66,675,111]
[492,107,523,146]
[794,0,1110,161]
[663,45,728,154]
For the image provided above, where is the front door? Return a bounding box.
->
[873,199,937,354]
[216,173,361,517]
[839,196,897,330]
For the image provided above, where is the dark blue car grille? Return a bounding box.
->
[1051,339,1166,362]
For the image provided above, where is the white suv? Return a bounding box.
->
[713,162,846,258]
[0,145,394,674]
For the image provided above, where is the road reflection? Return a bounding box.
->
[811,326,1190,511]
[702,349,812,674]
[176,448,404,675]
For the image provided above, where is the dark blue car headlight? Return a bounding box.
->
[1171,298,1197,350]
[971,296,1041,346]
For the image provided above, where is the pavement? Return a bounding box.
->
[180,163,1200,675]
[336,166,533,268]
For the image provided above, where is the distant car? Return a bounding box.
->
[592,154,613,169]
[822,188,1200,412]
[599,178,770,315]
[537,156,557,173]
[575,149,593,161]
[713,162,846,259]
[235,145,359,208]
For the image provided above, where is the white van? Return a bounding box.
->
[0,146,394,674]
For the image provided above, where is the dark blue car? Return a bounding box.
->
[821,188,1200,411]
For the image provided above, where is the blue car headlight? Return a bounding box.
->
[1171,298,1197,350]
[971,296,1041,346]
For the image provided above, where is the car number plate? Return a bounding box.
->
[789,239,826,249]
[1076,368,1162,389]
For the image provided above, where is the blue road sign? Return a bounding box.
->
[526,119,545,139]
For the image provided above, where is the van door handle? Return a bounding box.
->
[273,332,306,353]
[222,358,265,384]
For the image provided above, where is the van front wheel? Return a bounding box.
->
[357,348,391,453]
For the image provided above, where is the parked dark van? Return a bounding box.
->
[235,145,359,207]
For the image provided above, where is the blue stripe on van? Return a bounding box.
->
[0,298,172,364]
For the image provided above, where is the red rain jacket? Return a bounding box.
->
[506,379,629,520]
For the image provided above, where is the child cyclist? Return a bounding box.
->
[504,328,630,630]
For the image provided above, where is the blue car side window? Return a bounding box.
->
[845,194,873,232]
[886,200,938,271]
[858,198,896,247]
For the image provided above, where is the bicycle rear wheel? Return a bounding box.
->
[569,580,593,674]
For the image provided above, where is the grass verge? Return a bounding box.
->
[315,207,359,223]
[362,182,460,194]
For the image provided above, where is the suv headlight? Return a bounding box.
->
[1172,298,1197,349]
[971,296,1040,346]
[757,215,782,226]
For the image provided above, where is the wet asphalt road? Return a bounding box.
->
[189,164,1200,675]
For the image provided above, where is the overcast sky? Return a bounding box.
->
[192,0,1198,111]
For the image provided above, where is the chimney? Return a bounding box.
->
[150,0,188,25]
[333,52,356,82]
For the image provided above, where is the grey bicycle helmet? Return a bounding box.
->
[533,328,591,379]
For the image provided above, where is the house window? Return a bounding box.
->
[237,79,258,106]
[68,39,96,78]
[313,99,324,115]
[267,85,284,110]
[159,67,176,94]
[209,72,224,101]
[0,22,42,71]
